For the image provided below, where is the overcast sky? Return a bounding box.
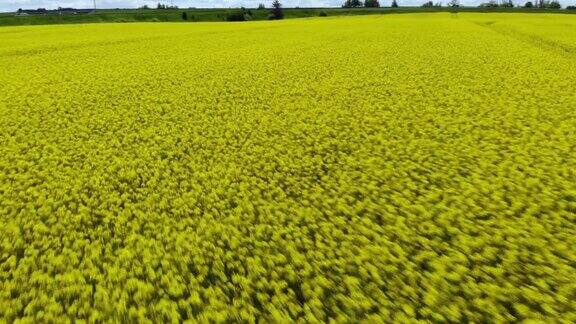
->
[1,0,573,11]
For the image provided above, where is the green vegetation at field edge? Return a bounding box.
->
[0,7,575,26]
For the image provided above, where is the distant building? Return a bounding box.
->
[15,8,95,16]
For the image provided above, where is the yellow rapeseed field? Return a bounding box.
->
[0,13,575,322]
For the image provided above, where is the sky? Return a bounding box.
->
[0,0,573,12]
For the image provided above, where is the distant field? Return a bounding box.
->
[1,14,575,322]
[0,7,574,26]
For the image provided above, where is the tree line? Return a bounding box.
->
[225,0,284,21]
[342,0,388,7]
[343,0,572,8]
[140,1,574,16]
[479,0,562,8]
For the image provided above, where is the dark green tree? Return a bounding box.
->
[365,0,381,7]
[269,0,284,19]
[342,0,363,7]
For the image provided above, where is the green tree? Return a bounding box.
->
[269,0,284,19]
[343,0,363,7]
[365,0,381,7]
